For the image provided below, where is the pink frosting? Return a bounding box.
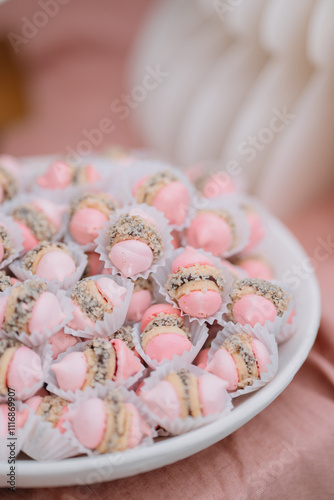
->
[35,250,76,281]
[141,303,181,332]
[129,208,157,227]
[51,351,87,392]
[202,173,237,198]
[144,333,192,363]
[171,246,214,273]
[48,329,80,359]
[125,402,151,448]
[152,181,189,226]
[28,291,65,334]
[206,348,239,391]
[0,295,9,327]
[110,339,142,380]
[194,348,210,369]
[109,240,153,277]
[85,252,104,276]
[244,211,265,252]
[67,301,95,330]
[179,290,222,318]
[70,207,109,245]
[31,199,64,230]
[25,395,44,413]
[239,259,274,281]
[251,339,270,373]
[141,380,181,421]
[198,373,228,416]
[7,346,43,394]
[16,221,39,252]
[69,397,106,449]
[186,213,232,256]
[95,277,126,307]
[0,243,4,263]
[233,294,277,327]
[126,289,152,323]
[37,161,72,189]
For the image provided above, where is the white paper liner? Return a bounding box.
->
[21,406,87,461]
[64,274,133,339]
[2,192,68,251]
[232,194,270,254]
[1,280,73,347]
[275,298,299,344]
[139,360,233,435]
[184,195,250,258]
[63,180,129,252]
[0,401,35,461]
[0,342,52,403]
[94,203,174,280]
[132,319,208,369]
[0,214,24,269]
[121,159,195,231]
[45,338,146,401]
[153,247,234,326]
[61,383,157,456]
[9,241,87,290]
[207,322,278,398]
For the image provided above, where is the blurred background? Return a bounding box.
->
[1,0,334,217]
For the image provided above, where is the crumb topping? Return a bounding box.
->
[13,204,56,241]
[0,271,12,292]
[165,264,225,298]
[136,170,178,204]
[0,338,20,360]
[36,395,68,427]
[0,166,18,201]
[142,314,189,338]
[71,279,110,322]
[109,325,135,350]
[107,213,163,260]
[133,276,153,293]
[85,338,113,386]
[69,193,118,218]
[0,226,13,260]
[229,278,287,317]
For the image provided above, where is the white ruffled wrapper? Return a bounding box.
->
[64,274,133,339]
[153,247,234,326]
[21,402,87,461]
[207,322,278,398]
[139,360,233,435]
[3,192,68,252]
[131,319,208,369]
[232,194,270,254]
[275,298,298,344]
[64,180,129,252]
[0,401,35,461]
[61,383,157,456]
[0,342,52,403]
[122,159,195,231]
[9,241,87,290]
[94,204,174,280]
[184,195,250,258]
[45,337,146,401]
[0,214,24,269]
[1,280,73,347]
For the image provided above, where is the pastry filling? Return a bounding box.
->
[0,226,13,260]
[136,170,178,205]
[22,241,74,272]
[107,214,163,260]
[36,395,68,427]
[229,278,288,317]
[3,281,47,335]
[110,326,135,350]
[133,276,153,293]
[85,338,113,386]
[0,271,12,292]
[13,204,56,241]
[165,264,225,299]
[0,166,18,201]
[71,279,112,323]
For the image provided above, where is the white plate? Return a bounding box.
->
[0,210,321,488]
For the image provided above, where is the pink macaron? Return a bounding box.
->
[186,212,233,256]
